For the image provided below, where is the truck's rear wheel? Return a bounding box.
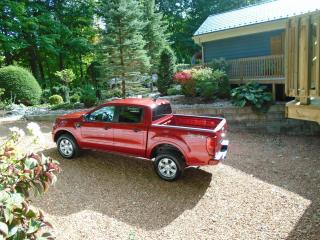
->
[154,152,185,181]
[57,134,79,159]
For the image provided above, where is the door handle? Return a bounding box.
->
[104,126,111,130]
[133,128,141,132]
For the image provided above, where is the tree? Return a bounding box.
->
[55,69,76,103]
[0,0,97,88]
[157,47,176,95]
[142,0,168,71]
[99,0,150,98]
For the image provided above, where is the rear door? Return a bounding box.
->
[112,105,147,157]
[80,106,115,151]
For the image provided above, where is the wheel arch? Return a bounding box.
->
[54,129,77,143]
[150,143,186,162]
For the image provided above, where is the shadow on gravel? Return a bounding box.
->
[224,132,320,240]
[35,148,211,230]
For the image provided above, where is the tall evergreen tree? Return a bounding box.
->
[142,0,168,71]
[99,0,150,98]
[157,47,176,95]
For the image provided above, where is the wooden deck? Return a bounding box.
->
[227,55,285,82]
[286,99,320,123]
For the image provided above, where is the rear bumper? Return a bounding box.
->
[214,140,229,160]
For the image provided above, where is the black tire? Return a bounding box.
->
[57,134,79,159]
[154,151,185,181]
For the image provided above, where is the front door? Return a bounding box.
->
[112,106,147,157]
[80,106,115,151]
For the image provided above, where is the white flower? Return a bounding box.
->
[27,122,41,135]
[27,122,45,144]
[9,126,25,140]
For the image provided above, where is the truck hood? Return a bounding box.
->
[58,110,88,120]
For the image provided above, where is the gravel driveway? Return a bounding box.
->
[0,121,319,240]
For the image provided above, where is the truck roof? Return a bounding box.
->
[107,98,169,108]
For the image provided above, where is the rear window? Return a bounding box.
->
[152,103,172,121]
[117,106,144,123]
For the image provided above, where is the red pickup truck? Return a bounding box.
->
[52,98,229,181]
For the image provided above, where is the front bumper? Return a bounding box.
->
[214,140,229,161]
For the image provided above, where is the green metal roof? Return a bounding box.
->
[194,0,320,36]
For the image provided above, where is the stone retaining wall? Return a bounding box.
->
[172,104,320,135]
[25,103,320,136]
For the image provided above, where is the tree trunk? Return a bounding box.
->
[65,85,70,103]
[79,54,84,82]
[4,52,13,65]
[38,58,45,85]
[28,46,41,80]
[121,77,126,99]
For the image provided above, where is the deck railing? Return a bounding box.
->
[227,54,285,80]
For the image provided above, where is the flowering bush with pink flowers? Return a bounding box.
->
[174,70,196,97]
[172,67,230,99]
[0,123,60,240]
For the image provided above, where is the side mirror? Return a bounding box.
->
[82,114,89,121]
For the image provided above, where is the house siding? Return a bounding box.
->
[203,30,284,62]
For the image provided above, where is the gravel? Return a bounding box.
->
[0,120,319,240]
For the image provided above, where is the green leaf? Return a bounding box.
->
[4,208,13,224]
[26,206,39,218]
[8,226,19,237]
[0,222,8,236]
[239,99,246,107]
[25,157,38,169]
[26,219,41,234]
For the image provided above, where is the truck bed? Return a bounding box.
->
[154,114,225,132]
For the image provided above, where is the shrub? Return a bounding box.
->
[192,68,218,100]
[176,64,191,72]
[157,47,176,95]
[231,82,273,113]
[55,69,76,103]
[212,70,230,98]
[0,123,60,239]
[192,68,213,83]
[167,85,181,96]
[0,88,4,100]
[81,84,96,107]
[105,88,122,99]
[41,89,52,103]
[174,71,196,97]
[0,66,42,105]
[207,58,229,72]
[70,94,80,103]
[49,94,64,105]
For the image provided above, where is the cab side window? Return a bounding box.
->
[116,106,143,123]
[87,106,115,122]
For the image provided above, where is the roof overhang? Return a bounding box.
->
[193,19,287,45]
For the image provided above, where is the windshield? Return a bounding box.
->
[152,103,172,121]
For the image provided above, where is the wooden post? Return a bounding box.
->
[293,18,300,97]
[299,16,311,105]
[316,15,320,97]
[272,83,276,101]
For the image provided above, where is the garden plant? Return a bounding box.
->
[0,123,60,239]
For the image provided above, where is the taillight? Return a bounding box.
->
[206,136,216,156]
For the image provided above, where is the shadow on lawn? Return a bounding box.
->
[224,131,320,240]
[34,148,211,230]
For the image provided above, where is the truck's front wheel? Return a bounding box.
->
[154,152,185,181]
[57,134,79,159]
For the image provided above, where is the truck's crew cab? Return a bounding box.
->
[52,98,229,181]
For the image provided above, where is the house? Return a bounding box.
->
[193,0,320,100]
